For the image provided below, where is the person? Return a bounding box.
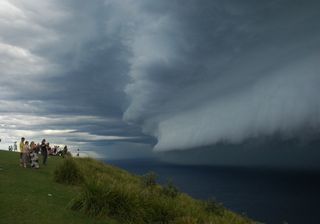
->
[62,145,68,158]
[47,143,53,155]
[30,141,35,150]
[40,139,48,166]
[29,141,35,164]
[57,146,62,156]
[14,142,17,151]
[22,141,30,168]
[30,143,39,169]
[35,143,40,154]
[19,137,25,166]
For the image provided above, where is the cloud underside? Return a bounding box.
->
[1,0,320,161]
[122,1,320,151]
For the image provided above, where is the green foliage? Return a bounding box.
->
[0,150,117,224]
[71,181,145,223]
[68,160,254,224]
[54,158,83,185]
[71,179,182,224]
[0,151,254,224]
[162,180,180,198]
[147,196,183,224]
[204,197,225,216]
[142,171,157,187]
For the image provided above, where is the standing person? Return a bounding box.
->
[30,142,39,169]
[62,145,68,158]
[35,143,40,154]
[29,141,35,165]
[19,137,25,167]
[22,141,30,168]
[40,139,48,166]
[14,142,17,151]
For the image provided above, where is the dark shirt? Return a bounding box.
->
[41,143,47,154]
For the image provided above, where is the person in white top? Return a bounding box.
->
[22,141,30,168]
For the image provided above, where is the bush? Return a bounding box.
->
[70,178,186,224]
[54,158,83,185]
[172,216,199,224]
[71,181,146,223]
[142,171,157,187]
[203,198,224,216]
[66,159,250,224]
[162,181,180,198]
[147,197,182,224]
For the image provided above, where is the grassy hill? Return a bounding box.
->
[0,150,256,224]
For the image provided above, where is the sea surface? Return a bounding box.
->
[105,159,320,224]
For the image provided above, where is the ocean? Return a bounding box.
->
[105,159,320,224]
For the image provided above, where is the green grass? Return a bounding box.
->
[0,150,257,224]
[0,150,117,224]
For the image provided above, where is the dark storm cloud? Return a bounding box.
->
[0,0,150,154]
[1,0,320,163]
[123,0,320,153]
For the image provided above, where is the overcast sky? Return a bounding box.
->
[0,1,320,164]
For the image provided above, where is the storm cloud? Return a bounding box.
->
[1,0,320,163]
[123,0,320,152]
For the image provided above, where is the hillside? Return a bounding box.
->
[0,150,255,224]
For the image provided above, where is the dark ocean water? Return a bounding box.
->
[105,159,320,224]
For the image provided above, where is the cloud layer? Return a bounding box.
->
[0,0,150,156]
[122,0,320,151]
[1,0,320,162]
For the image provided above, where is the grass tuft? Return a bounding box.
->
[53,158,84,185]
[162,180,180,198]
[62,158,255,224]
[142,171,157,187]
[204,198,225,216]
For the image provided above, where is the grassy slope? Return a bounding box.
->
[0,150,117,224]
[0,150,255,224]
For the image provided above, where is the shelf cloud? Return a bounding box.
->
[1,0,320,163]
[122,0,320,151]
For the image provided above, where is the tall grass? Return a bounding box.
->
[54,158,255,224]
[53,158,84,185]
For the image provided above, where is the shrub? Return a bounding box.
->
[203,198,224,216]
[142,171,157,187]
[66,159,251,224]
[162,180,180,198]
[70,180,146,223]
[147,197,182,224]
[54,158,83,185]
[172,216,199,224]
[71,178,186,224]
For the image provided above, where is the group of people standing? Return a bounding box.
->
[19,137,50,169]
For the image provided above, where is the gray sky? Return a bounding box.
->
[1,0,320,164]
